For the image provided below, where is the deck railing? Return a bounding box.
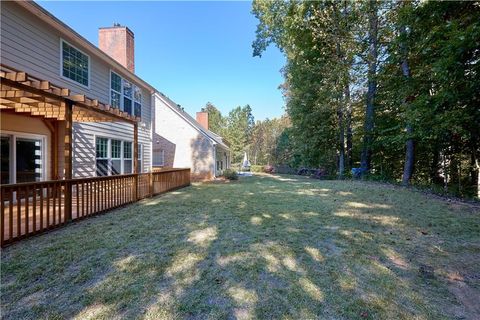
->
[0,168,190,246]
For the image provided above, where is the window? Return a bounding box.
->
[137,143,143,173]
[109,71,142,117]
[111,140,121,175]
[96,137,109,176]
[153,148,164,166]
[134,87,142,117]
[110,72,122,109]
[123,80,133,115]
[123,141,132,174]
[61,40,89,87]
[95,138,138,176]
[1,133,45,184]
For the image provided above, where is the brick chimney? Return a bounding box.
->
[99,23,135,73]
[196,112,209,131]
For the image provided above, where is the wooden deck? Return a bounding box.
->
[1,169,190,246]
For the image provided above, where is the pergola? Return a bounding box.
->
[0,64,140,190]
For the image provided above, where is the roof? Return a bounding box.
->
[20,1,155,93]
[154,92,230,151]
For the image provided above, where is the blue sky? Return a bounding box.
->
[38,1,286,121]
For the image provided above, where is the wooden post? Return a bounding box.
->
[149,171,153,197]
[53,121,59,180]
[64,100,73,222]
[133,122,138,200]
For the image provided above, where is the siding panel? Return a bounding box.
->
[1,1,153,177]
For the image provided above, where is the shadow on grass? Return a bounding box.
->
[1,175,479,319]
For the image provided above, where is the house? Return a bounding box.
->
[1,0,230,184]
[0,0,154,184]
[153,93,231,180]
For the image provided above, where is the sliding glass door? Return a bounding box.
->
[16,138,42,183]
[0,133,44,184]
[1,136,10,184]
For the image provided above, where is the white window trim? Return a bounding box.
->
[60,38,91,89]
[109,70,123,109]
[123,141,133,174]
[109,69,142,117]
[95,137,140,176]
[1,131,47,184]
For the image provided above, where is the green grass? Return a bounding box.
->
[1,174,479,319]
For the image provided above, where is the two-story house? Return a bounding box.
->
[1,1,154,184]
[1,0,230,184]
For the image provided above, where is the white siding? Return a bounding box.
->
[1,1,152,177]
[153,95,215,177]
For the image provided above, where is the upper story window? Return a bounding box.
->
[110,71,142,118]
[134,87,142,117]
[110,72,122,109]
[61,40,89,87]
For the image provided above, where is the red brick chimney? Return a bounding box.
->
[99,23,135,73]
[196,112,209,131]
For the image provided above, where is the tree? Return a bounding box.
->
[253,0,359,176]
[398,1,414,186]
[360,0,379,174]
[250,115,291,165]
[201,102,225,135]
[224,105,255,163]
[252,0,480,198]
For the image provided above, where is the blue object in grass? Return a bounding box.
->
[351,167,368,178]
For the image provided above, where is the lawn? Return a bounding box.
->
[1,174,479,319]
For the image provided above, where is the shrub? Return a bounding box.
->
[250,165,264,173]
[223,169,238,180]
[264,165,274,173]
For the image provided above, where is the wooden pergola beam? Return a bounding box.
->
[1,76,136,124]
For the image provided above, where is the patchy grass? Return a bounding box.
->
[1,174,479,319]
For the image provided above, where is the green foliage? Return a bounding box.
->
[201,102,225,135]
[250,165,264,172]
[224,105,255,163]
[253,0,480,198]
[222,169,238,180]
[250,115,291,165]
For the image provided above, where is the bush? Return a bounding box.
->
[264,165,274,173]
[223,169,238,180]
[250,165,264,173]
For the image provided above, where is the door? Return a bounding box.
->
[0,134,44,184]
[1,136,11,184]
[16,137,42,183]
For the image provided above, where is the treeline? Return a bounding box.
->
[251,0,480,198]
[201,102,291,165]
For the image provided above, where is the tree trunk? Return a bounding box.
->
[431,145,442,185]
[399,19,415,186]
[333,1,345,179]
[402,125,415,185]
[338,105,345,178]
[345,84,353,169]
[476,157,480,199]
[360,1,378,174]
